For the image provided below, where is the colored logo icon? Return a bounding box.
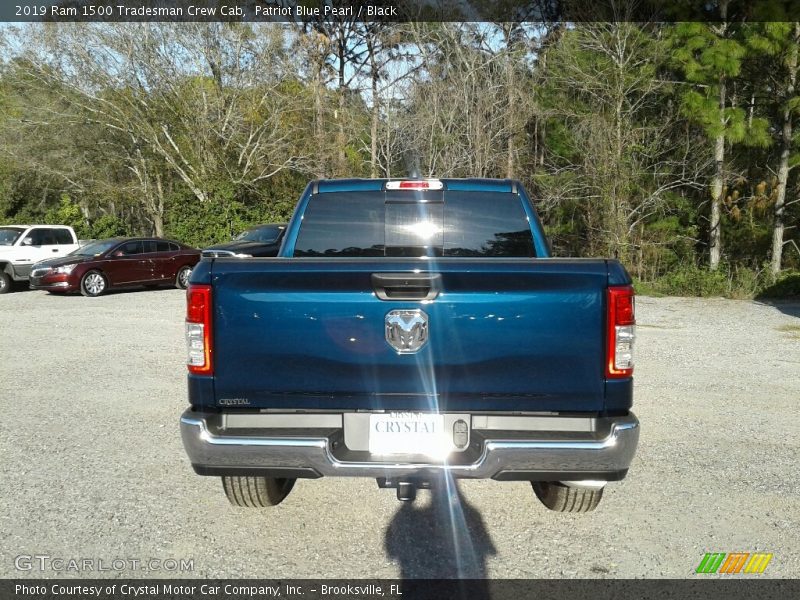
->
[696,553,773,574]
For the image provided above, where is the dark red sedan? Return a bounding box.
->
[29,237,201,297]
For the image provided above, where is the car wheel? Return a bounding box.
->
[531,482,603,513]
[175,266,192,290]
[80,270,108,297]
[0,272,11,294]
[221,476,296,507]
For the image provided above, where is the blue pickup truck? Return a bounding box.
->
[180,178,639,512]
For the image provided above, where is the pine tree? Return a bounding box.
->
[670,9,771,270]
[749,22,800,276]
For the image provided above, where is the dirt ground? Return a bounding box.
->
[1,288,798,578]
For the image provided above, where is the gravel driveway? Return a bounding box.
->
[0,288,798,579]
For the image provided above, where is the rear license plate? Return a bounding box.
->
[368,412,448,456]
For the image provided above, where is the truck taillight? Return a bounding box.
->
[186,284,212,375]
[606,285,635,379]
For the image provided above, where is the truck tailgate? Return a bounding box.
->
[211,258,609,412]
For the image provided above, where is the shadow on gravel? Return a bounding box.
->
[4,282,35,293]
[384,479,496,597]
[27,285,180,298]
[754,300,800,319]
[100,286,180,296]
[756,273,800,318]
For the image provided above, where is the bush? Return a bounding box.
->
[43,195,91,239]
[89,214,132,239]
[41,196,133,241]
[163,183,300,248]
[632,279,664,297]
[637,264,782,299]
[651,265,730,297]
[757,272,800,299]
[164,195,249,248]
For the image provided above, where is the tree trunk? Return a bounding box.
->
[637,222,645,280]
[505,26,516,179]
[336,36,347,175]
[506,90,515,178]
[337,95,346,175]
[311,57,325,178]
[613,83,627,263]
[771,22,799,276]
[370,97,379,178]
[772,112,792,277]
[710,80,726,271]
[368,39,380,178]
[153,173,165,237]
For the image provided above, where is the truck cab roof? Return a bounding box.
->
[312,178,519,194]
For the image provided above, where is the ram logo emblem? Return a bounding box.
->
[385,310,429,354]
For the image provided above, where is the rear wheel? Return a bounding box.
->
[175,265,192,290]
[0,272,11,294]
[80,270,107,297]
[532,482,603,513]
[222,476,296,507]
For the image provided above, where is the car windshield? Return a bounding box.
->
[235,226,283,243]
[71,239,121,256]
[0,227,24,246]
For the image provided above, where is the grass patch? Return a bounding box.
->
[776,324,800,339]
[632,279,665,297]
[638,267,800,300]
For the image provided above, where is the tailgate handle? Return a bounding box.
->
[371,273,441,301]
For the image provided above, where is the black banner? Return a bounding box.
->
[4,579,800,600]
[3,0,800,23]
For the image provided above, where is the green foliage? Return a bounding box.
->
[671,23,772,147]
[757,272,800,298]
[163,176,301,248]
[0,22,798,298]
[638,264,798,299]
[0,193,133,239]
[671,23,744,79]
[39,196,132,239]
[165,197,232,248]
[632,278,664,297]
[0,206,43,226]
[89,214,132,239]
[648,264,731,297]
[43,195,90,238]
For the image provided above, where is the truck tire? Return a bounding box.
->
[532,482,603,513]
[81,270,107,297]
[0,272,11,294]
[222,476,295,507]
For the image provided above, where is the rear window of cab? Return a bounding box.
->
[293,190,535,258]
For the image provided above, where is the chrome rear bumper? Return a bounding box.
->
[180,410,639,481]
